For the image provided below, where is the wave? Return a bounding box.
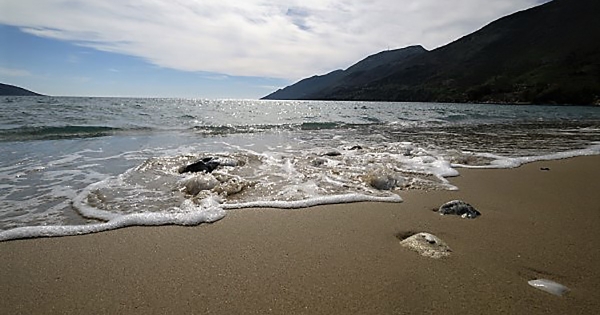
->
[0,125,151,141]
[300,122,343,130]
[0,121,373,141]
[190,121,367,135]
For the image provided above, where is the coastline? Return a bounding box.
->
[1,155,599,314]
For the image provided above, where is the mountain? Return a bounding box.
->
[0,83,43,96]
[263,45,427,100]
[263,0,600,105]
[263,70,346,100]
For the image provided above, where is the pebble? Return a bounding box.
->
[399,232,452,259]
[438,200,481,219]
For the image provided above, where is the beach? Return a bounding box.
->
[1,155,599,314]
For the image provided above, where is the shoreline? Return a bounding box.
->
[1,155,599,314]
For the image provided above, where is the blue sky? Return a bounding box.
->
[0,0,549,99]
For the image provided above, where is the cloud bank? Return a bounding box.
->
[1,0,547,79]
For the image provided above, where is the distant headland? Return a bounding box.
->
[0,83,44,96]
[263,0,600,105]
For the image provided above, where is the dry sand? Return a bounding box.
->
[1,155,599,314]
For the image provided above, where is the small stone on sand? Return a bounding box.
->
[438,200,481,219]
[399,232,452,259]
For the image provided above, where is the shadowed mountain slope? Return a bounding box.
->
[263,46,427,100]
[263,0,600,105]
[0,83,43,96]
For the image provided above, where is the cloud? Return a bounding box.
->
[0,67,32,77]
[201,74,230,81]
[0,0,546,80]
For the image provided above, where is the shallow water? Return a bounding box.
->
[1,97,599,240]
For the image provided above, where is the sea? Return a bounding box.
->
[1,97,599,241]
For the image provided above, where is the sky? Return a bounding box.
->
[0,0,550,99]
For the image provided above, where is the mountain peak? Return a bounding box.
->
[263,0,600,105]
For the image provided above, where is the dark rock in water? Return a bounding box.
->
[540,167,550,171]
[178,157,221,174]
[322,150,342,157]
[312,158,328,167]
[438,200,481,219]
[347,145,362,150]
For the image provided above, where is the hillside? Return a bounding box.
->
[0,83,43,96]
[263,45,427,100]
[263,0,600,105]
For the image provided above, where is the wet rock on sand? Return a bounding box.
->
[399,232,452,259]
[438,200,481,219]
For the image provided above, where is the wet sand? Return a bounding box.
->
[1,155,599,314]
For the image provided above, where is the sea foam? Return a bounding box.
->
[0,199,225,242]
[222,193,402,209]
[453,142,600,169]
[4,140,600,241]
[2,97,600,242]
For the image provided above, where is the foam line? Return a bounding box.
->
[222,193,402,210]
[71,179,122,221]
[453,143,600,169]
[0,201,225,242]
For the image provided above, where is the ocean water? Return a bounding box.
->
[1,97,599,240]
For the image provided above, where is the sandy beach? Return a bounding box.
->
[1,155,599,314]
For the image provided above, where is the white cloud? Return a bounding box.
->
[0,0,546,80]
[0,66,32,77]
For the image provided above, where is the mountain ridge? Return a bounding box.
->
[264,45,427,100]
[0,83,44,96]
[263,0,600,105]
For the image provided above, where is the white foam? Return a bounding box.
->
[453,143,600,169]
[0,199,225,242]
[71,178,122,221]
[405,156,460,178]
[6,139,598,242]
[222,193,402,209]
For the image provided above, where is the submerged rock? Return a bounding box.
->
[322,150,342,157]
[179,157,220,174]
[399,232,452,259]
[178,157,238,174]
[438,200,481,219]
[528,279,570,296]
[212,174,251,196]
[311,158,328,167]
[180,174,220,195]
[364,169,405,190]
